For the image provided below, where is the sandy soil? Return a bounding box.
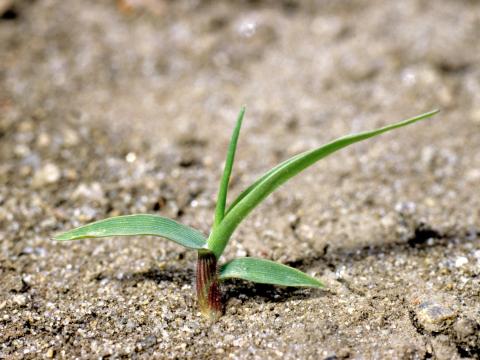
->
[1,0,480,358]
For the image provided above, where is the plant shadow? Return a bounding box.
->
[117,266,194,287]
[110,224,476,305]
[223,223,476,305]
[284,223,476,273]
[116,264,326,305]
[222,279,327,305]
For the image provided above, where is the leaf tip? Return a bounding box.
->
[311,279,325,288]
[52,233,69,241]
[237,105,246,123]
[53,229,80,241]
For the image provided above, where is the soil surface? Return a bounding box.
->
[1,1,480,359]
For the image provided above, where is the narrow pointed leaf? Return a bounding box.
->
[213,106,245,227]
[219,257,324,288]
[209,110,439,257]
[54,214,207,249]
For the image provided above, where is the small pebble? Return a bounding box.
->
[471,107,480,124]
[455,256,468,268]
[37,132,51,147]
[14,144,30,157]
[415,300,456,332]
[32,163,61,187]
[310,16,345,39]
[46,348,55,358]
[466,169,480,182]
[0,0,14,14]
[236,248,247,257]
[453,318,476,339]
[126,152,137,163]
[395,201,416,215]
[473,250,480,261]
[12,294,27,306]
[63,128,79,146]
[72,182,105,201]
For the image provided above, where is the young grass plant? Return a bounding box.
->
[55,107,439,319]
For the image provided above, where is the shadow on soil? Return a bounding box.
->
[225,223,477,304]
[286,223,477,273]
[112,223,477,304]
[222,280,328,304]
[114,266,326,304]
[116,267,195,287]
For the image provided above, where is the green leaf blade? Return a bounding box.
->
[209,110,439,257]
[213,106,246,228]
[54,214,207,250]
[225,152,303,216]
[219,257,324,288]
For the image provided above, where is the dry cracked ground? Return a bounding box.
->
[1,0,480,359]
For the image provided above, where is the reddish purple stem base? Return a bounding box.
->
[196,251,222,320]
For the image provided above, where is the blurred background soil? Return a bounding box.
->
[1,0,479,358]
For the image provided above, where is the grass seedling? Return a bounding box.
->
[55,107,439,319]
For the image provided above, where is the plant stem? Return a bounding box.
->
[196,250,222,320]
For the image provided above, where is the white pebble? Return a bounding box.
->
[473,250,480,261]
[13,294,27,306]
[32,163,61,187]
[455,256,469,267]
[126,152,137,163]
